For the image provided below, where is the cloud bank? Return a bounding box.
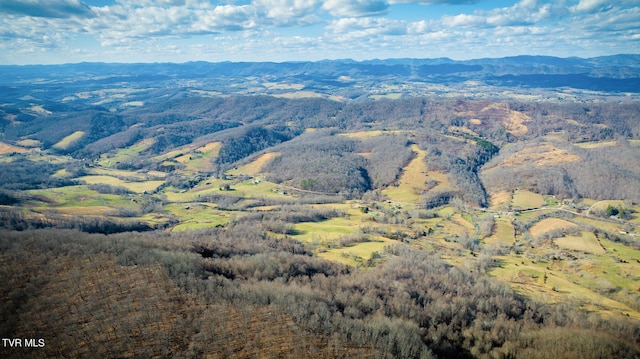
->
[0,0,638,64]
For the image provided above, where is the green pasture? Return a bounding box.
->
[163,203,230,232]
[53,206,116,216]
[175,146,219,173]
[513,208,557,225]
[53,131,85,150]
[512,189,546,210]
[52,168,72,178]
[381,144,428,206]
[88,167,166,181]
[98,138,155,167]
[528,218,578,238]
[16,139,41,147]
[78,175,164,194]
[227,152,279,177]
[554,231,605,254]
[488,256,632,316]
[27,186,133,208]
[571,217,624,232]
[589,200,626,213]
[489,190,511,211]
[165,178,283,203]
[293,217,359,242]
[485,217,514,246]
[318,239,390,266]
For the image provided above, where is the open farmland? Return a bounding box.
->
[555,231,605,254]
[529,218,578,238]
[381,144,430,205]
[53,131,85,150]
[78,175,164,194]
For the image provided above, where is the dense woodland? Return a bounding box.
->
[1,228,639,358]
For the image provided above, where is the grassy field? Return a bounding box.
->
[338,130,403,139]
[0,141,28,154]
[555,231,605,254]
[164,176,292,204]
[228,152,279,176]
[571,216,625,232]
[26,186,137,210]
[529,218,578,238]
[15,139,41,148]
[98,138,155,167]
[53,206,116,216]
[489,253,640,319]
[512,189,546,210]
[88,167,166,180]
[589,200,627,213]
[164,203,230,232]
[78,175,164,194]
[174,141,221,173]
[382,144,429,205]
[52,131,85,150]
[489,190,511,210]
[293,217,359,242]
[318,238,390,266]
[485,217,514,246]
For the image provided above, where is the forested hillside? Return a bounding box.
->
[2,228,639,358]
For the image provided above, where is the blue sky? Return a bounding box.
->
[0,0,638,64]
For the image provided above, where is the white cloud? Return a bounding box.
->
[571,0,607,13]
[254,0,319,19]
[322,0,390,17]
[389,0,479,4]
[442,13,483,27]
[0,0,94,18]
[0,0,639,64]
[327,17,405,35]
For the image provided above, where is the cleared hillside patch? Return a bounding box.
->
[228,152,279,176]
[338,130,402,139]
[589,200,626,214]
[78,175,164,194]
[98,138,155,167]
[52,131,85,150]
[512,190,546,210]
[381,144,429,205]
[293,217,357,242]
[529,218,578,238]
[54,206,116,216]
[575,140,618,149]
[15,139,41,148]
[164,203,230,232]
[0,142,28,154]
[489,190,511,210]
[555,231,605,254]
[318,239,389,266]
[178,141,221,173]
[489,256,639,318]
[500,142,581,168]
[26,186,135,210]
[571,217,624,233]
[485,217,514,246]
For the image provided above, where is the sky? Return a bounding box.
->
[0,0,638,64]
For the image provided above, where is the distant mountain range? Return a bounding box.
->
[1,55,639,101]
